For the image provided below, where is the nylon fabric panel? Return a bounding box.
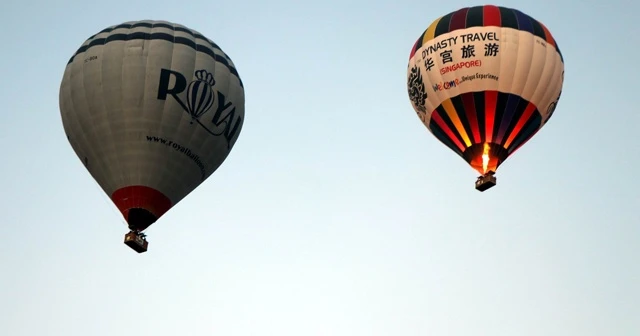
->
[406,22,563,149]
[406,6,564,175]
[60,20,245,213]
[427,92,542,158]
[407,24,563,126]
[539,46,564,125]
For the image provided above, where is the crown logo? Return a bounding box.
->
[194,69,216,87]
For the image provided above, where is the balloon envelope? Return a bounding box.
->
[59,20,245,231]
[407,5,564,175]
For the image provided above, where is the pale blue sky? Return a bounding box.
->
[1,0,638,335]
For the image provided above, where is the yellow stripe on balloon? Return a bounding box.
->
[422,16,441,44]
[441,98,471,147]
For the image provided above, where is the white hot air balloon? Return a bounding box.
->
[59,20,245,253]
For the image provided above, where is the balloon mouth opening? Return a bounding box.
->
[111,185,173,232]
[463,143,509,175]
[127,208,158,231]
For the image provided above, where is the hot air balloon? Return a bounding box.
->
[406,5,564,191]
[59,20,245,252]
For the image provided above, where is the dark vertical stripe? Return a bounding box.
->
[414,30,427,56]
[498,96,527,145]
[473,92,486,142]
[430,112,466,152]
[191,83,200,113]
[450,7,469,31]
[409,38,420,59]
[429,121,465,157]
[434,107,466,148]
[498,7,518,29]
[529,17,547,41]
[508,112,542,153]
[505,102,537,148]
[512,9,534,33]
[201,87,214,115]
[187,83,196,113]
[484,91,498,141]
[510,130,538,155]
[197,83,209,113]
[434,12,455,38]
[450,95,473,144]
[483,5,501,26]
[466,6,484,28]
[461,93,480,143]
[491,92,509,143]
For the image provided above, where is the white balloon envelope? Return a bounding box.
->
[59,20,244,250]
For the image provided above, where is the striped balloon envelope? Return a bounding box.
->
[406,5,564,189]
[59,20,244,241]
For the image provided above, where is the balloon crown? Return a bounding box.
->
[194,70,216,86]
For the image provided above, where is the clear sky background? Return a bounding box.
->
[1,0,638,335]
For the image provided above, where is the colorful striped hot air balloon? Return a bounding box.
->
[406,5,564,191]
[59,20,244,252]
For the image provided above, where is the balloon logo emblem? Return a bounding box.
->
[407,65,427,115]
[157,67,242,149]
[186,70,216,123]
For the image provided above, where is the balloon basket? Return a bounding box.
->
[124,231,149,253]
[475,172,497,192]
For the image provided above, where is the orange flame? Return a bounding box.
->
[470,143,499,175]
[481,143,490,174]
